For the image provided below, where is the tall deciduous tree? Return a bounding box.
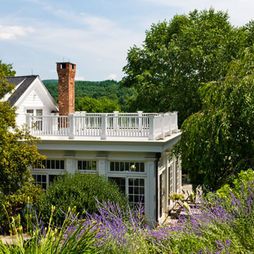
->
[177,46,254,190]
[0,61,43,195]
[122,9,245,124]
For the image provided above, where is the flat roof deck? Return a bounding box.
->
[22,112,179,141]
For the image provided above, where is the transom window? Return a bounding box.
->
[110,161,144,172]
[26,109,43,116]
[78,160,96,170]
[34,159,65,170]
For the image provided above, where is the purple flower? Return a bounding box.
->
[230,193,241,207]
[225,239,231,246]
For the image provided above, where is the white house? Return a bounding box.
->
[7,62,182,225]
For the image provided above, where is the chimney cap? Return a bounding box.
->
[56,62,76,65]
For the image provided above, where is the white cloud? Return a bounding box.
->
[141,0,254,25]
[3,13,143,80]
[0,25,33,40]
[106,73,118,80]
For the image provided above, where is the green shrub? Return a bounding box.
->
[0,182,43,234]
[38,173,128,226]
[206,169,254,207]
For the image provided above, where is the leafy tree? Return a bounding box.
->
[122,9,245,125]
[0,61,44,231]
[0,60,16,97]
[0,63,43,195]
[177,46,254,190]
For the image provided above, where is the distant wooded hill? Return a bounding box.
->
[43,79,135,112]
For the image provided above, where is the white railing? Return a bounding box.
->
[24,111,178,140]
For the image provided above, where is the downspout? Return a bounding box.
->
[155,152,161,224]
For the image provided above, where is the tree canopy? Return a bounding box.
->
[0,61,43,195]
[121,9,246,125]
[177,46,254,190]
[75,96,120,112]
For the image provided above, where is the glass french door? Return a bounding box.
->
[108,177,145,208]
[27,109,43,130]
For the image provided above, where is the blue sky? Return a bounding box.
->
[1,0,254,81]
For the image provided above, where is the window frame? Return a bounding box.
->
[109,161,145,173]
[77,160,97,172]
[33,159,65,170]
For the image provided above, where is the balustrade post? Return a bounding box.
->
[161,114,165,139]
[68,113,75,139]
[149,116,156,140]
[113,111,119,131]
[52,114,58,134]
[83,111,87,129]
[101,113,107,140]
[137,111,143,131]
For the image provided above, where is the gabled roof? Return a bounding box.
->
[7,75,38,106]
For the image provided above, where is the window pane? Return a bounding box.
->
[77,160,96,170]
[128,178,145,207]
[27,109,33,114]
[60,160,64,169]
[120,162,125,171]
[110,161,144,173]
[108,177,126,194]
[46,160,51,169]
[36,109,43,116]
[51,160,55,169]
[91,161,96,170]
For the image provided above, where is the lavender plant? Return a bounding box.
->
[1,170,254,253]
[0,206,98,254]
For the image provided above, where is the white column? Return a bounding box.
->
[97,159,107,176]
[146,161,157,226]
[65,158,76,174]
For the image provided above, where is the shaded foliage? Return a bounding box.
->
[177,46,254,190]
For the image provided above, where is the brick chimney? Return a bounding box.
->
[57,62,76,115]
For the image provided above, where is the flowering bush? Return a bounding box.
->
[2,169,254,253]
